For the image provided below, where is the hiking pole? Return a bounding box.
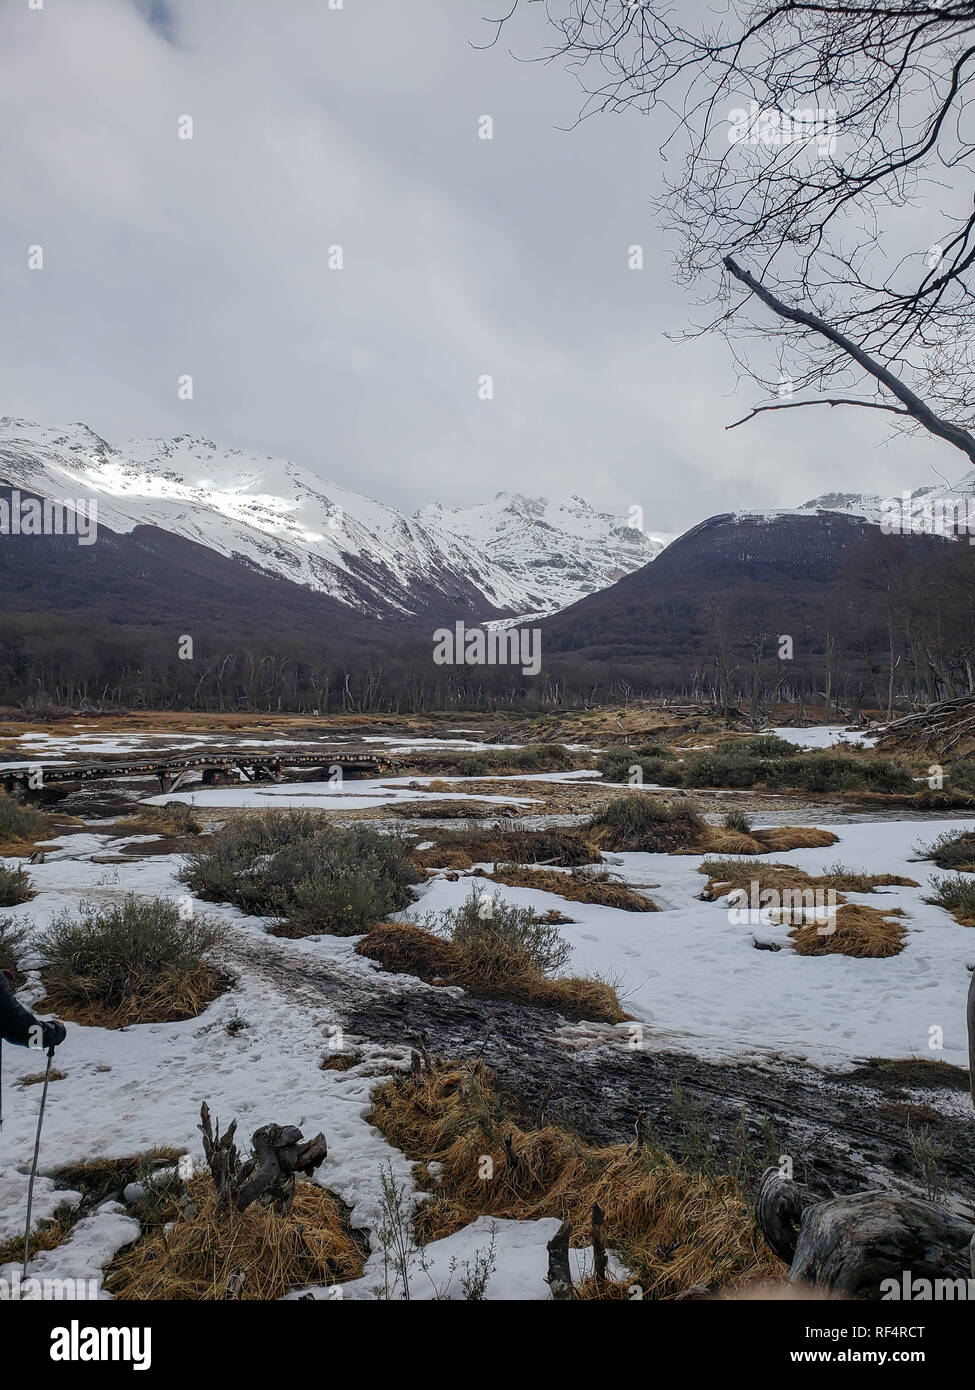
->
[22,1042,55,1282]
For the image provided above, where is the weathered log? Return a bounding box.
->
[756,1167,814,1264]
[591,1202,608,1283]
[234,1123,327,1213]
[546,1219,575,1300]
[757,1169,975,1298]
[198,1103,239,1203]
[788,1193,974,1298]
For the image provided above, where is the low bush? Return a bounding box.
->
[0,792,49,845]
[946,760,975,794]
[589,796,705,852]
[454,744,576,776]
[925,874,975,925]
[722,809,753,835]
[38,896,228,1027]
[358,890,625,1022]
[598,749,683,785]
[446,890,571,981]
[0,914,26,975]
[0,864,35,906]
[917,829,975,872]
[179,811,422,936]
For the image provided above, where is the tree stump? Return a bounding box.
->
[546,1220,575,1300]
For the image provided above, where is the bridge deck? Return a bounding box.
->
[0,749,402,793]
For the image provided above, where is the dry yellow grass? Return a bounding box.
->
[0,1202,81,1265]
[699,859,908,958]
[356,923,626,1022]
[38,963,227,1029]
[110,804,203,837]
[106,1174,364,1300]
[476,865,657,912]
[790,903,906,958]
[682,825,840,857]
[700,860,916,902]
[370,1062,781,1299]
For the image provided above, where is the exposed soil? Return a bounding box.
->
[229,933,975,1211]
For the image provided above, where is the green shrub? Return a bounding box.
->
[589,795,704,852]
[925,874,975,921]
[917,830,975,872]
[683,748,764,788]
[770,754,915,794]
[947,761,975,794]
[439,890,571,982]
[0,864,35,906]
[179,811,422,936]
[454,744,576,776]
[0,793,48,843]
[38,896,228,1026]
[732,735,796,760]
[598,748,683,786]
[0,914,26,975]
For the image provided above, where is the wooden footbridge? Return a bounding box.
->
[0,749,402,796]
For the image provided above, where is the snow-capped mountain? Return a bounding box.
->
[796,473,975,528]
[418,492,671,616]
[0,419,663,621]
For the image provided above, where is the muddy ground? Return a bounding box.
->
[228,930,974,1211]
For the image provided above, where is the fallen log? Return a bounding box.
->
[757,1169,975,1298]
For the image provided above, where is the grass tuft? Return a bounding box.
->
[369,1061,780,1299]
[106,1174,364,1300]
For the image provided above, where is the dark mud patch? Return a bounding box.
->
[844,1056,971,1096]
[230,936,975,1207]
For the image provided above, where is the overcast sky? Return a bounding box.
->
[0,0,960,532]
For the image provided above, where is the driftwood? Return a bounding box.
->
[198,1103,327,1214]
[198,1103,239,1205]
[545,1219,575,1300]
[757,1169,975,1298]
[876,694,975,756]
[591,1202,608,1283]
[755,1169,815,1265]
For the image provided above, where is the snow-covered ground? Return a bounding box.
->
[145,775,542,812]
[770,725,880,750]
[2,802,972,1299]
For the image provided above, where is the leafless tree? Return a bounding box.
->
[492,2,975,465]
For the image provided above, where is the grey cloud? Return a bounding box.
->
[0,0,957,535]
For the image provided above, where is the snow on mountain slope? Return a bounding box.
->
[417,492,671,613]
[0,420,528,620]
[0,419,667,620]
[796,472,975,528]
